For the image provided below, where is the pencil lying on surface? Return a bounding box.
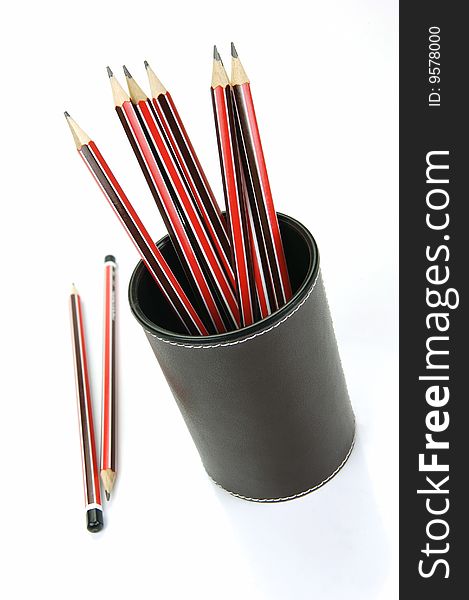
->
[70,285,103,533]
[108,68,237,333]
[65,112,209,336]
[211,47,257,327]
[101,256,117,501]
[230,43,292,309]
[144,60,231,271]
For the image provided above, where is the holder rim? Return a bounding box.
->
[128,213,319,344]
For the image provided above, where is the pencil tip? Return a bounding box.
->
[64,111,70,118]
[231,42,238,59]
[123,65,132,79]
[106,66,113,78]
[213,45,221,61]
[144,60,150,69]
[105,491,110,501]
[71,283,78,294]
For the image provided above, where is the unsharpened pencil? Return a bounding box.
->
[70,284,103,533]
[65,112,209,336]
[101,255,117,501]
[230,43,292,308]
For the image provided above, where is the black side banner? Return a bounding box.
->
[400,2,467,595]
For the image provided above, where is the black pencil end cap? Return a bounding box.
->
[86,508,104,533]
[104,255,116,263]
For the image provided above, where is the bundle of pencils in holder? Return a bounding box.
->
[66,44,291,337]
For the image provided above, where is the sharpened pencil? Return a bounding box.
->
[65,112,209,336]
[145,60,231,267]
[211,48,258,326]
[123,66,240,331]
[101,255,117,501]
[230,44,292,308]
[108,68,236,333]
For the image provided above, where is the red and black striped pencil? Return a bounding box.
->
[101,255,117,501]
[70,284,103,533]
[211,47,257,326]
[144,61,232,272]
[108,69,237,333]
[123,66,240,331]
[65,112,209,336]
[144,60,231,275]
[230,43,292,309]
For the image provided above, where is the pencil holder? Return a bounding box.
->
[129,214,355,501]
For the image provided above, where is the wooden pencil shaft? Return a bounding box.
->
[124,95,239,331]
[79,141,208,335]
[125,67,231,279]
[101,260,116,475]
[114,103,218,333]
[231,86,284,305]
[231,93,279,312]
[145,62,228,256]
[122,100,227,332]
[211,83,258,326]
[70,291,102,510]
[231,81,292,305]
[136,99,238,306]
[144,99,239,327]
[151,94,232,273]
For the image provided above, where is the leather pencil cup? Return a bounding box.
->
[129,214,355,501]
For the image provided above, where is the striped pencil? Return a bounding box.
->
[70,285,103,533]
[144,60,232,281]
[108,68,237,333]
[101,255,117,501]
[211,47,257,326]
[123,66,240,331]
[230,43,292,308]
[65,112,209,336]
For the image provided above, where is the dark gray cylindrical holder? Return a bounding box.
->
[129,214,355,501]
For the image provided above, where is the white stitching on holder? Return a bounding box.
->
[146,270,321,348]
[208,432,355,502]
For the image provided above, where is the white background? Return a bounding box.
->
[1,1,398,598]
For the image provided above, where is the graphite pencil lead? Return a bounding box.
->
[71,283,78,295]
[230,42,238,59]
[145,61,167,98]
[122,64,132,79]
[213,45,221,61]
[106,66,113,78]
[105,491,110,501]
[65,113,91,150]
[144,60,150,69]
